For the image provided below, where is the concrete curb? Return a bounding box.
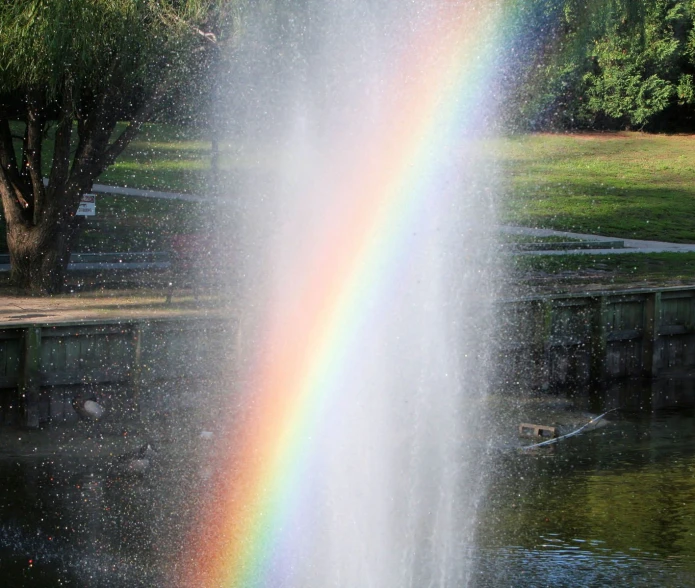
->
[500,225,695,255]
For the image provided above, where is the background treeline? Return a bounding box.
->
[506,0,695,132]
[167,0,695,134]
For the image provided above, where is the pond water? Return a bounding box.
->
[2,387,695,587]
[475,401,695,587]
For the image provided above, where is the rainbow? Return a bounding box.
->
[180,1,509,586]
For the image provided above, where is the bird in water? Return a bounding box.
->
[72,394,105,420]
[111,443,156,475]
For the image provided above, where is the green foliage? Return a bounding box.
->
[5,1,164,85]
[0,0,239,119]
[508,0,695,130]
[677,72,695,103]
[579,0,692,128]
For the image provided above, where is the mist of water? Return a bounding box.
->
[209,1,501,586]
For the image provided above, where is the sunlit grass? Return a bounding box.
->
[99,123,213,193]
[510,252,695,285]
[5,122,695,256]
[494,132,695,243]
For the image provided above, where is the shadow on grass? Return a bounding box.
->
[504,185,695,243]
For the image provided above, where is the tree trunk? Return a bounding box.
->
[7,212,80,295]
[0,71,172,295]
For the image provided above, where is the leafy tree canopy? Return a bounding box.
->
[0,0,240,118]
[505,0,695,131]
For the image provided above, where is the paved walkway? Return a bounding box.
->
[500,226,695,255]
[0,293,223,325]
[90,183,203,202]
[93,183,694,256]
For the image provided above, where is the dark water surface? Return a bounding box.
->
[475,392,695,588]
[0,424,197,587]
[2,390,695,587]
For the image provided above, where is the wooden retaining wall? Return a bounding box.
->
[0,317,236,427]
[2,285,695,427]
[498,286,695,390]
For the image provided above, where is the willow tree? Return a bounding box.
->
[0,0,239,294]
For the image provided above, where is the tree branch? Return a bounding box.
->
[0,119,19,175]
[101,78,173,170]
[68,115,117,208]
[0,119,31,211]
[0,166,27,226]
[19,122,29,184]
[68,63,123,203]
[25,91,45,225]
[47,84,74,206]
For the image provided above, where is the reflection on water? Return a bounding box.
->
[475,382,695,587]
[0,456,167,587]
[476,542,693,587]
[0,425,201,587]
[3,383,695,586]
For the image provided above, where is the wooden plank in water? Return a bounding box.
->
[519,423,558,438]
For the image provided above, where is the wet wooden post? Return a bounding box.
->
[532,300,553,389]
[19,326,42,428]
[131,322,148,416]
[590,296,609,384]
[642,292,661,377]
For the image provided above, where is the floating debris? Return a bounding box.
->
[521,408,619,451]
[110,444,156,476]
[519,423,557,439]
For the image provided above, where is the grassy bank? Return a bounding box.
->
[100,123,212,194]
[495,132,695,243]
[3,123,209,253]
[6,123,695,253]
[110,127,695,245]
[509,252,695,292]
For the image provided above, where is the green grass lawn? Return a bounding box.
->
[5,122,695,258]
[74,195,204,253]
[509,252,695,292]
[100,123,212,194]
[3,122,211,253]
[494,132,695,243]
[109,127,695,247]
